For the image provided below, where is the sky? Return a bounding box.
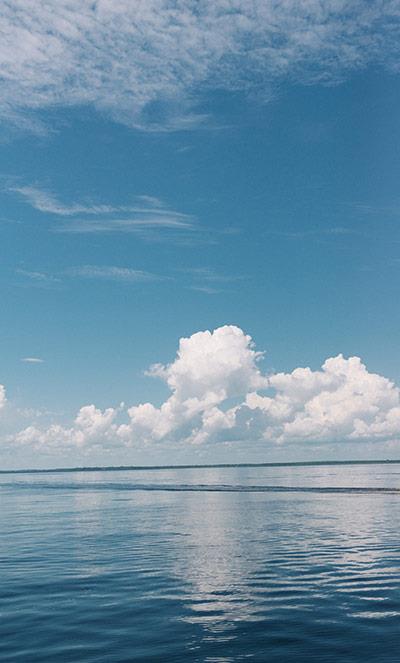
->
[1,1,400,469]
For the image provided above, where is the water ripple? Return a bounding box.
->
[1,465,400,661]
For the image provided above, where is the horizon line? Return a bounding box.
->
[1,459,399,474]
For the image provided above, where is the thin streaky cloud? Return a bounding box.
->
[8,184,197,236]
[53,216,196,234]
[1,2,399,131]
[15,269,61,284]
[265,227,360,240]
[346,202,400,217]
[67,266,163,283]
[16,266,167,286]
[21,357,44,364]
[0,216,22,225]
[10,186,118,216]
[135,195,164,208]
[180,267,247,283]
[181,268,247,295]
[9,185,187,219]
[189,285,223,295]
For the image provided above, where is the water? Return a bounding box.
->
[1,463,400,662]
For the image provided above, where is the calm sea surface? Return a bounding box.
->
[1,463,400,662]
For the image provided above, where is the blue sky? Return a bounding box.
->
[1,2,400,468]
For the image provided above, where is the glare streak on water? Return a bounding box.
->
[1,464,400,661]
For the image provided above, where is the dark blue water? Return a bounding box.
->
[1,463,400,662]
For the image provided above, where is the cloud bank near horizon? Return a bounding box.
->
[1,1,399,131]
[4,325,400,456]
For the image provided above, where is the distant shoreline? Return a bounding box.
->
[1,459,399,474]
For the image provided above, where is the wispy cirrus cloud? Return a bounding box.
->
[16,265,166,287]
[180,267,246,294]
[182,267,244,283]
[189,286,221,295]
[10,185,121,216]
[66,265,163,283]
[21,357,44,364]
[16,268,56,282]
[54,216,195,234]
[135,195,164,209]
[10,185,186,218]
[265,226,360,240]
[15,264,237,291]
[9,184,196,235]
[15,268,61,289]
[1,2,399,131]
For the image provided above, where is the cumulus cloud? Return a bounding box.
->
[118,326,268,444]
[245,355,400,444]
[1,1,399,130]
[14,405,118,451]
[9,325,400,453]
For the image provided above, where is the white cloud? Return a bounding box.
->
[182,267,245,294]
[16,269,61,288]
[0,385,6,410]
[14,405,118,451]
[118,326,267,443]
[147,326,267,399]
[10,186,119,216]
[182,268,243,283]
[21,357,44,364]
[135,195,164,208]
[9,185,196,236]
[1,2,399,130]
[67,265,162,283]
[16,264,167,289]
[189,285,223,295]
[245,355,400,444]
[10,186,190,220]
[55,216,194,234]
[8,325,400,453]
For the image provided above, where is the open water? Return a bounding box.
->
[1,462,400,662]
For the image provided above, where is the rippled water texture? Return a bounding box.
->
[2,463,400,662]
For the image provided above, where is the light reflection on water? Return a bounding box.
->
[1,464,400,662]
